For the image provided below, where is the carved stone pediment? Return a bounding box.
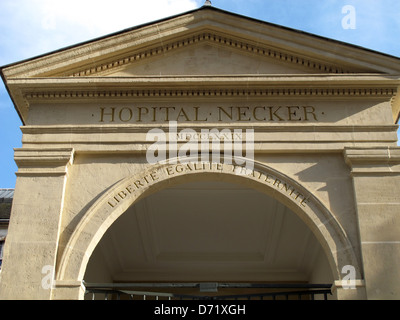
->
[1,6,400,123]
[3,6,400,78]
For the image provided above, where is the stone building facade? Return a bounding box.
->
[0,6,399,300]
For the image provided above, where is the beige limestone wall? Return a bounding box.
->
[2,103,398,300]
[1,5,399,301]
[57,152,362,273]
[0,170,70,299]
[25,100,394,127]
[351,173,400,298]
[345,148,400,299]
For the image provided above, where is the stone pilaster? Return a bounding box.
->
[0,148,74,300]
[344,147,400,299]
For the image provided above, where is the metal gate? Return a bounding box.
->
[84,282,332,300]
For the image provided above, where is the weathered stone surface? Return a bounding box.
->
[1,6,399,300]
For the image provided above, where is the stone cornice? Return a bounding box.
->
[345,147,400,162]
[23,87,396,101]
[9,75,399,101]
[10,74,400,86]
[14,148,75,177]
[344,147,400,175]
[21,124,399,134]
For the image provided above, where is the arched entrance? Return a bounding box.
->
[55,159,362,299]
[84,179,335,299]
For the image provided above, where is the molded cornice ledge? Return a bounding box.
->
[8,74,400,87]
[344,147,400,175]
[14,148,75,177]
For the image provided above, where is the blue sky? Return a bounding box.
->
[0,0,399,188]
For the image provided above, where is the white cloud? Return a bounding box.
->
[34,0,200,34]
[0,0,201,64]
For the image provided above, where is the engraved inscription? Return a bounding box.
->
[98,105,319,123]
[106,162,309,209]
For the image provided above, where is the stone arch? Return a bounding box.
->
[56,158,361,293]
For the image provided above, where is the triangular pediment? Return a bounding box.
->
[2,6,400,123]
[3,6,400,79]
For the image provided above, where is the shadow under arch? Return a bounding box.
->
[56,157,362,292]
